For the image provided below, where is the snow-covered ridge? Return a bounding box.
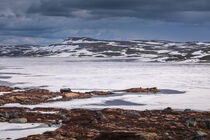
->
[1,37,210,62]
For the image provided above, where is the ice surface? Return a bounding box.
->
[0,57,210,111]
[0,122,58,139]
[3,88,210,111]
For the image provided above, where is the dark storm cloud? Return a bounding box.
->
[1,0,210,45]
[27,0,210,22]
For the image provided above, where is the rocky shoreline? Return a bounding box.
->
[0,86,210,140]
[0,86,159,105]
[0,107,209,140]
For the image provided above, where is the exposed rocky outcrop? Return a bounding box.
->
[0,89,59,105]
[61,92,91,100]
[0,86,160,105]
[0,107,209,140]
[0,86,13,92]
[88,91,114,95]
[9,118,27,123]
[115,87,160,93]
[0,87,91,105]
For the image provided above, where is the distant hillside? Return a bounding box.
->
[1,37,210,63]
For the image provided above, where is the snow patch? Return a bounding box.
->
[0,122,58,140]
[48,96,63,101]
[0,91,11,95]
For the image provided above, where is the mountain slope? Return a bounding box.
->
[1,37,210,62]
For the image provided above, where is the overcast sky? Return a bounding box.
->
[1,0,210,45]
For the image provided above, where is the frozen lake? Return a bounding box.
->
[1,57,210,111]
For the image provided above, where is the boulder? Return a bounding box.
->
[60,88,72,93]
[184,109,192,112]
[8,110,17,118]
[206,121,210,129]
[9,118,27,123]
[163,107,172,112]
[60,114,67,120]
[95,111,108,121]
[194,130,208,139]
[1,112,9,118]
[91,119,98,124]
[37,118,42,121]
[185,119,197,127]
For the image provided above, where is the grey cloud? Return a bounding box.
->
[26,0,210,23]
[0,0,210,45]
[1,0,210,23]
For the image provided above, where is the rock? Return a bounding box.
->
[91,119,98,124]
[95,111,103,117]
[206,121,210,129]
[194,130,208,140]
[164,132,169,136]
[60,114,67,120]
[64,92,81,98]
[184,109,192,112]
[95,111,108,121]
[185,119,197,127]
[0,117,6,121]
[48,120,58,127]
[60,88,72,93]
[133,112,140,116]
[136,132,158,140]
[58,120,62,124]
[8,111,16,118]
[20,108,25,113]
[51,120,56,124]
[99,115,108,121]
[46,131,57,137]
[66,92,91,99]
[2,112,9,118]
[37,118,42,121]
[48,123,52,127]
[181,114,185,118]
[163,107,172,112]
[127,111,140,116]
[47,138,56,140]
[9,118,27,123]
[90,91,114,95]
[0,113,3,117]
[116,87,160,93]
[0,86,13,92]
[14,87,21,90]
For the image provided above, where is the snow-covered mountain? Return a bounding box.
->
[1,37,210,62]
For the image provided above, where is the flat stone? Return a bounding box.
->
[185,119,197,127]
[60,88,72,93]
[9,118,27,123]
[195,130,208,138]
[91,119,98,124]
